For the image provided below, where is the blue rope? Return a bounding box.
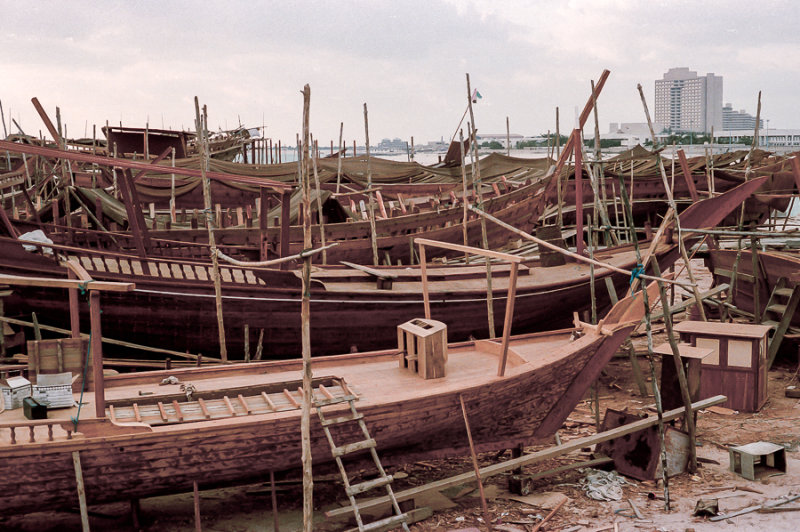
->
[78,280,92,296]
[71,332,91,429]
[629,263,645,286]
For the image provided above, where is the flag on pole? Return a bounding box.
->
[471,89,482,104]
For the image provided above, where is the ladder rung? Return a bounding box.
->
[333,438,376,457]
[774,288,794,297]
[358,513,409,532]
[764,320,780,328]
[320,412,364,427]
[345,475,393,496]
[767,304,788,314]
[314,394,358,407]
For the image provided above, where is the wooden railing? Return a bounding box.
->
[0,419,74,445]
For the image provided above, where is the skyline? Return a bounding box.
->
[1,1,797,145]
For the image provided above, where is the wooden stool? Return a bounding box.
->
[729,441,786,480]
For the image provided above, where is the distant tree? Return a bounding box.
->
[583,138,623,148]
[488,140,503,150]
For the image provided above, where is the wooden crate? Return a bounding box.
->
[674,321,771,412]
[27,338,92,392]
[397,318,447,379]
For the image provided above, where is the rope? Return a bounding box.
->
[78,280,92,296]
[629,263,645,286]
[71,332,91,430]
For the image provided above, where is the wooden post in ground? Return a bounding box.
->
[300,84,314,532]
[363,104,379,266]
[194,98,227,361]
[270,470,280,532]
[574,129,584,256]
[460,394,492,530]
[193,481,202,532]
[72,451,91,532]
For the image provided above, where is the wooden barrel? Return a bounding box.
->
[536,225,567,267]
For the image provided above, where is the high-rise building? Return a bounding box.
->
[722,103,763,130]
[654,67,723,133]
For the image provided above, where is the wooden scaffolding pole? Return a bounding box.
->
[194,98,227,361]
[300,84,314,532]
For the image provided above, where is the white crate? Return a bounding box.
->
[33,373,75,409]
[0,376,31,410]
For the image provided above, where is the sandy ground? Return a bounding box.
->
[4,260,800,531]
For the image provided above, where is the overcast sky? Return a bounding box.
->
[1,0,797,145]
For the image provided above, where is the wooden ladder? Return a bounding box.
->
[315,391,410,532]
[762,278,800,370]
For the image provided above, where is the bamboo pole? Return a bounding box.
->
[466,73,495,338]
[636,84,707,322]
[650,260,698,473]
[335,122,344,194]
[363,103,379,266]
[300,84,314,532]
[459,129,469,260]
[610,150,671,509]
[310,135,327,264]
[194,98,227,361]
[506,116,510,156]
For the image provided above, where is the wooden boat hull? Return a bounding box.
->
[0,321,637,515]
[0,237,675,358]
[704,248,800,328]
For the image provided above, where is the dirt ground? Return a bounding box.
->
[4,260,800,531]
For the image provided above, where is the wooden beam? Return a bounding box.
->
[326,395,727,519]
[0,273,134,292]
[415,237,524,263]
[676,149,700,202]
[72,451,91,532]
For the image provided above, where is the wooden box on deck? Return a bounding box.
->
[397,318,447,379]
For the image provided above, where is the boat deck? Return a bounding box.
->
[0,330,575,445]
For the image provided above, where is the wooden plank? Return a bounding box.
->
[326,395,727,518]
